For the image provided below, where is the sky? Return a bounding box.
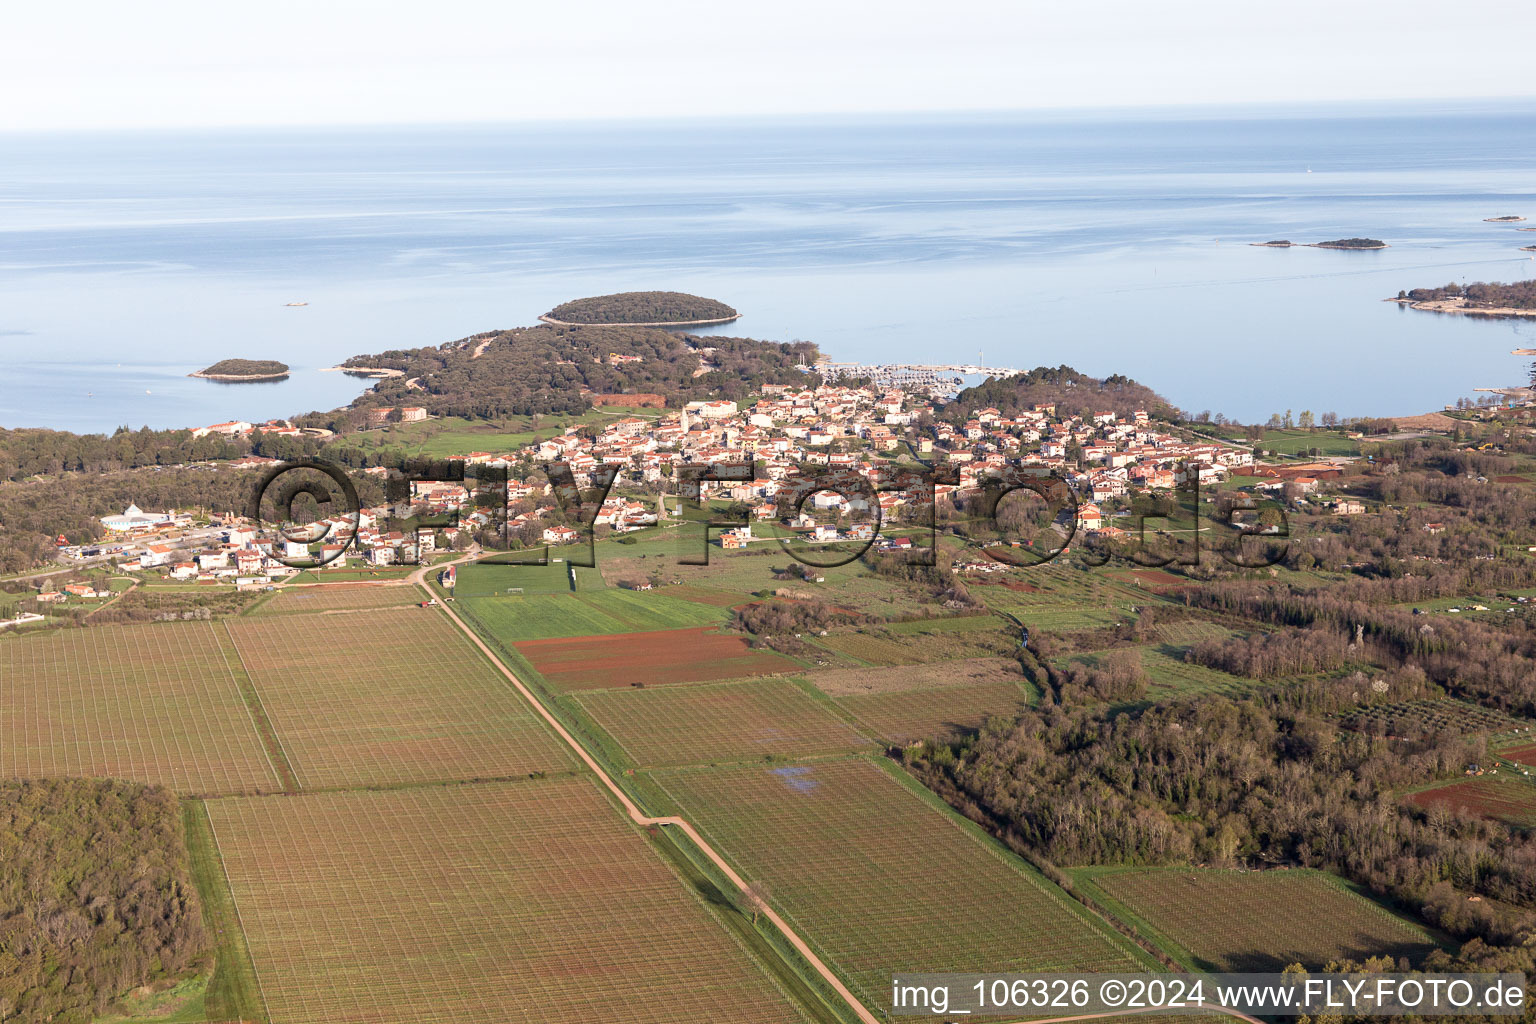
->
[4,0,1534,132]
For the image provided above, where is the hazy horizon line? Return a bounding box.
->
[7,94,1536,138]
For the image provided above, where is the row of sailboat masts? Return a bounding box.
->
[810,362,1023,378]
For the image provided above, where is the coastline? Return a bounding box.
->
[320,364,406,378]
[187,369,290,382]
[537,314,740,328]
[1386,296,1536,319]
[1250,241,1389,250]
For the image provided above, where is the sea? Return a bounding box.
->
[4,100,1536,434]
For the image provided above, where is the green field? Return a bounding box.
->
[459,588,726,643]
[206,778,812,1024]
[1054,640,1255,705]
[1259,429,1360,457]
[323,408,659,461]
[1074,867,1439,971]
[649,757,1148,1016]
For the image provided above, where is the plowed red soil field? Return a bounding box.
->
[1504,743,1536,766]
[1407,777,1536,828]
[515,626,796,689]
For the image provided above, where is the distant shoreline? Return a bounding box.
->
[1250,240,1389,250]
[187,369,290,382]
[537,314,741,328]
[1387,296,1536,319]
[320,365,406,379]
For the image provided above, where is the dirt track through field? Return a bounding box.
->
[420,558,882,1024]
[415,555,1263,1024]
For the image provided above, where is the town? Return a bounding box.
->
[33,375,1384,602]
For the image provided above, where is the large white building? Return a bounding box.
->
[100,504,172,531]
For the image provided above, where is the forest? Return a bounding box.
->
[0,780,208,1024]
[1405,280,1536,311]
[542,291,738,324]
[192,359,289,377]
[947,365,1176,421]
[344,324,816,419]
[901,438,1536,996]
[1315,237,1387,249]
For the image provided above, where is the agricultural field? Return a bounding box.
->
[1341,698,1533,739]
[835,681,1033,744]
[1503,741,1536,767]
[1138,644,1256,701]
[814,624,1015,666]
[576,677,870,767]
[205,778,810,1024]
[971,577,1142,632]
[1151,619,1236,646]
[288,565,421,584]
[0,620,279,795]
[649,757,1145,1014]
[809,658,1036,743]
[225,607,573,788]
[1258,428,1361,456]
[515,626,798,690]
[622,547,949,621]
[1075,868,1437,971]
[661,583,744,607]
[1055,643,1256,703]
[460,588,725,643]
[249,583,423,616]
[1406,776,1536,829]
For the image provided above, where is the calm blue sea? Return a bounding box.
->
[4,102,1536,433]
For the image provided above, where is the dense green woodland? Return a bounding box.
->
[1406,280,1536,311]
[194,359,289,377]
[948,366,1175,422]
[0,780,207,1024]
[900,442,1536,996]
[543,291,738,324]
[347,324,815,418]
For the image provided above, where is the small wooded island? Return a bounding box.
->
[1390,279,1536,318]
[1314,237,1388,249]
[1250,237,1387,249]
[1484,215,1526,223]
[189,358,291,381]
[539,291,739,327]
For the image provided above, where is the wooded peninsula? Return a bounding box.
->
[1393,279,1536,317]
